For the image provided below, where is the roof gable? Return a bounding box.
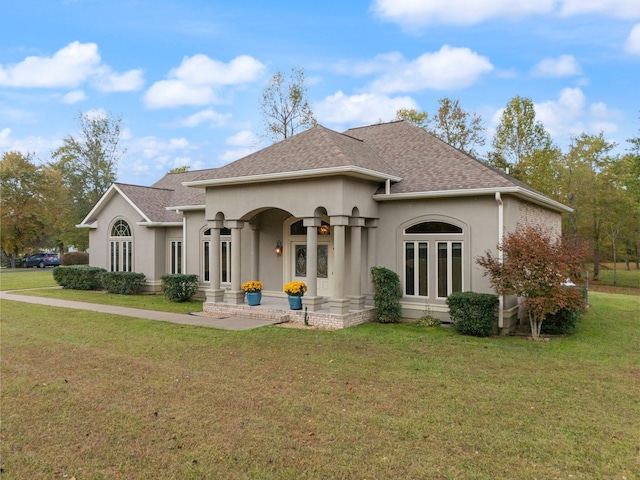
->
[190,125,399,183]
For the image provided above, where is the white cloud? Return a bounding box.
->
[559,0,640,18]
[372,0,640,29]
[315,91,419,125]
[93,68,144,92]
[533,87,620,138]
[219,147,259,163]
[0,127,12,148]
[144,54,265,109]
[0,41,144,92]
[226,129,259,147]
[626,24,640,55]
[531,55,582,77]
[176,108,231,127]
[369,46,493,93]
[169,54,265,86]
[218,130,262,163]
[60,90,87,104]
[371,0,555,29]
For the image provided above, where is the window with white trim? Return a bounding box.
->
[109,219,132,272]
[403,221,463,299]
[202,228,232,284]
[170,240,182,274]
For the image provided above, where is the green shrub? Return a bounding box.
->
[541,307,582,335]
[417,309,441,327]
[447,291,499,337]
[53,265,106,290]
[61,252,89,266]
[370,266,402,323]
[161,274,199,302]
[101,271,146,295]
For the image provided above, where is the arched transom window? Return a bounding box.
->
[109,219,132,272]
[404,221,463,299]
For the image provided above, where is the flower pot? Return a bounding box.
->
[246,292,262,306]
[288,295,303,310]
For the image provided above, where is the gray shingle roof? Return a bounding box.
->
[343,121,533,195]
[110,121,552,222]
[191,125,399,181]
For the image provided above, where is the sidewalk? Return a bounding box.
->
[0,290,281,331]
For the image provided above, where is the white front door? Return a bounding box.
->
[290,241,332,297]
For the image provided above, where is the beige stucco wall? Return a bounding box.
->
[204,176,380,221]
[87,194,167,291]
[372,195,501,318]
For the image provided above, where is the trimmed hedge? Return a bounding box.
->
[61,252,89,266]
[161,274,199,302]
[53,265,106,290]
[101,271,146,295]
[447,291,499,337]
[370,266,402,323]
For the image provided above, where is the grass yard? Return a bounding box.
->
[1,291,638,479]
[587,263,640,290]
[0,269,203,315]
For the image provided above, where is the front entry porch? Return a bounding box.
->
[202,295,376,329]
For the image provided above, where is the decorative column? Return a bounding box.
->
[206,220,224,303]
[349,217,366,310]
[250,223,259,281]
[224,220,245,304]
[303,217,323,312]
[366,219,378,298]
[329,216,350,315]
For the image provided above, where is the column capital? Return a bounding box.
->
[224,220,245,229]
[303,217,322,228]
[349,217,366,227]
[330,215,350,226]
[207,220,225,229]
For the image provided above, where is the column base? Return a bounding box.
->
[348,295,366,311]
[302,296,324,312]
[224,290,245,305]
[206,288,225,303]
[329,298,350,315]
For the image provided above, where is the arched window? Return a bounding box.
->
[404,220,463,299]
[109,219,132,272]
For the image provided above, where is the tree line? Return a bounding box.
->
[2,72,638,279]
[1,112,123,266]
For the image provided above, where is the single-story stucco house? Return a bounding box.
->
[78,120,570,330]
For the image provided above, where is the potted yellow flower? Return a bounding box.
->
[283,281,307,310]
[242,281,263,306]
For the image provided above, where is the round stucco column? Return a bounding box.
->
[224,220,244,304]
[206,220,224,303]
[329,216,350,315]
[250,223,259,281]
[349,217,366,310]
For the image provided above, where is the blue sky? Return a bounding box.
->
[2,0,639,186]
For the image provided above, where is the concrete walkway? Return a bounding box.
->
[0,290,282,331]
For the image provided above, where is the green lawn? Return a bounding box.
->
[587,263,640,289]
[0,269,203,314]
[1,291,638,479]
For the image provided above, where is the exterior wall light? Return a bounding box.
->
[275,240,283,256]
[318,224,330,235]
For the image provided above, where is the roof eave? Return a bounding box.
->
[373,187,572,213]
[136,221,184,228]
[183,166,402,188]
[165,205,205,212]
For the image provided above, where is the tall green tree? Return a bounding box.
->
[431,97,486,157]
[559,133,618,279]
[0,151,64,266]
[50,111,124,250]
[489,96,557,188]
[259,67,316,142]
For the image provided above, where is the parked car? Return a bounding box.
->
[22,253,61,268]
